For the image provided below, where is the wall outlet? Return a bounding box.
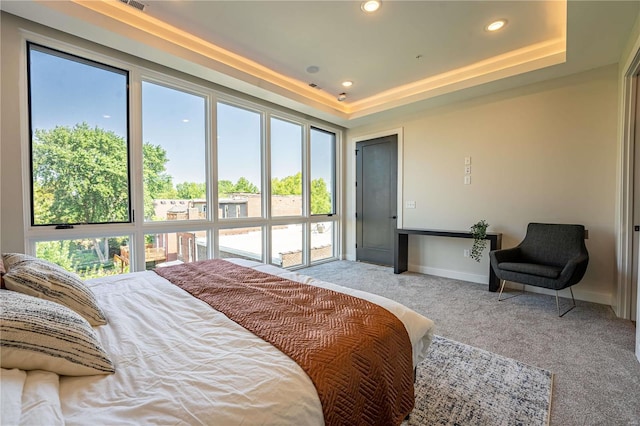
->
[463,249,470,257]
[464,165,471,174]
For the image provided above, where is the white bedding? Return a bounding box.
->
[3,259,434,425]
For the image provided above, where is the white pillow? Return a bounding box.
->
[0,290,115,376]
[2,253,107,326]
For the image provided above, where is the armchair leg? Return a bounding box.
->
[556,287,576,317]
[498,280,525,301]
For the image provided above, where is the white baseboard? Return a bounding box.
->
[408,263,488,285]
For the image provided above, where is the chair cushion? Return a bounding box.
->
[498,262,562,279]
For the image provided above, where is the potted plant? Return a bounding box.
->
[470,220,489,262]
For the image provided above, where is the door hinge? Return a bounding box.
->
[355,149,359,155]
[635,225,639,232]
[355,212,358,218]
[355,243,358,248]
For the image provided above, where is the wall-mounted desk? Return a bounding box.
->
[394,228,503,292]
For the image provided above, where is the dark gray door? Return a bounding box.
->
[356,135,397,266]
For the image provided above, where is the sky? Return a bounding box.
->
[29,46,333,191]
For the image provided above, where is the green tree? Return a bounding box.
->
[234,177,259,193]
[176,182,206,199]
[218,180,235,196]
[143,142,175,219]
[32,123,173,223]
[311,178,332,214]
[33,123,130,224]
[272,172,302,195]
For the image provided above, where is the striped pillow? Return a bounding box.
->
[0,290,115,376]
[2,253,107,326]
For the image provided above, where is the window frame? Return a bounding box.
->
[26,41,133,227]
[20,33,343,275]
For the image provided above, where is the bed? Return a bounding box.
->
[1,257,435,425]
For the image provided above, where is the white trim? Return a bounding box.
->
[617,47,640,319]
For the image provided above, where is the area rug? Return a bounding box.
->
[404,336,553,426]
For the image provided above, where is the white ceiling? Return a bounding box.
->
[1,1,638,128]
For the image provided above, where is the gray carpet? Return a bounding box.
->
[299,260,640,426]
[406,335,552,426]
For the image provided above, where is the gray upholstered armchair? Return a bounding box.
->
[489,223,589,316]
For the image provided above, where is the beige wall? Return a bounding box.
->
[346,64,619,305]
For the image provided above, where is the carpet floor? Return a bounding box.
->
[405,335,552,426]
[299,260,640,425]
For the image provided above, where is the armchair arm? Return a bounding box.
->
[489,247,523,263]
[558,253,589,286]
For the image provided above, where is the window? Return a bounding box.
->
[146,231,207,269]
[271,117,303,217]
[142,81,206,222]
[35,236,130,278]
[24,41,340,273]
[310,128,336,215]
[310,221,334,262]
[272,224,303,267]
[219,226,263,262]
[217,103,262,218]
[28,43,130,226]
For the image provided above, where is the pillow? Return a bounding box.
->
[0,290,115,376]
[2,253,107,326]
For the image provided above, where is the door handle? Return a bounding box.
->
[390,216,397,219]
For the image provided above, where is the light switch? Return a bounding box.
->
[464,156,471,165]
[464,175,471,185]
[406,201,416,209]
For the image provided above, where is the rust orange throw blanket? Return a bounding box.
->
[154,259,414,425]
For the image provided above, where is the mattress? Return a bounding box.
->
[2,258,435,425]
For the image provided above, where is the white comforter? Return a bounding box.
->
[2,259,434,425]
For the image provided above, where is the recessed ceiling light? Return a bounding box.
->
[486,19,507,32]
[337,93,347,102]
[342,81,353,87]
[361,0,381,13]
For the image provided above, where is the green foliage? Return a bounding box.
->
[470,220,490,262]
[234,177,259,194]
[35,237,128,279]
[310,178,332,215]
[32,123,173,224]
[32,123,130,224]
[143,142,175,219]
[36,240,75,272]
[176,182,206,199]
[218,178,259,197]
[272,172,302,195]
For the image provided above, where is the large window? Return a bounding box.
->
[142,81,207,222]
[24,40,340,276]
[28,43,130,226]
[217,103,262,218]
[271,117,303,217]
[310,128,336,215]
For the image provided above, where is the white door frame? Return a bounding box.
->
[617,44,640,320]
